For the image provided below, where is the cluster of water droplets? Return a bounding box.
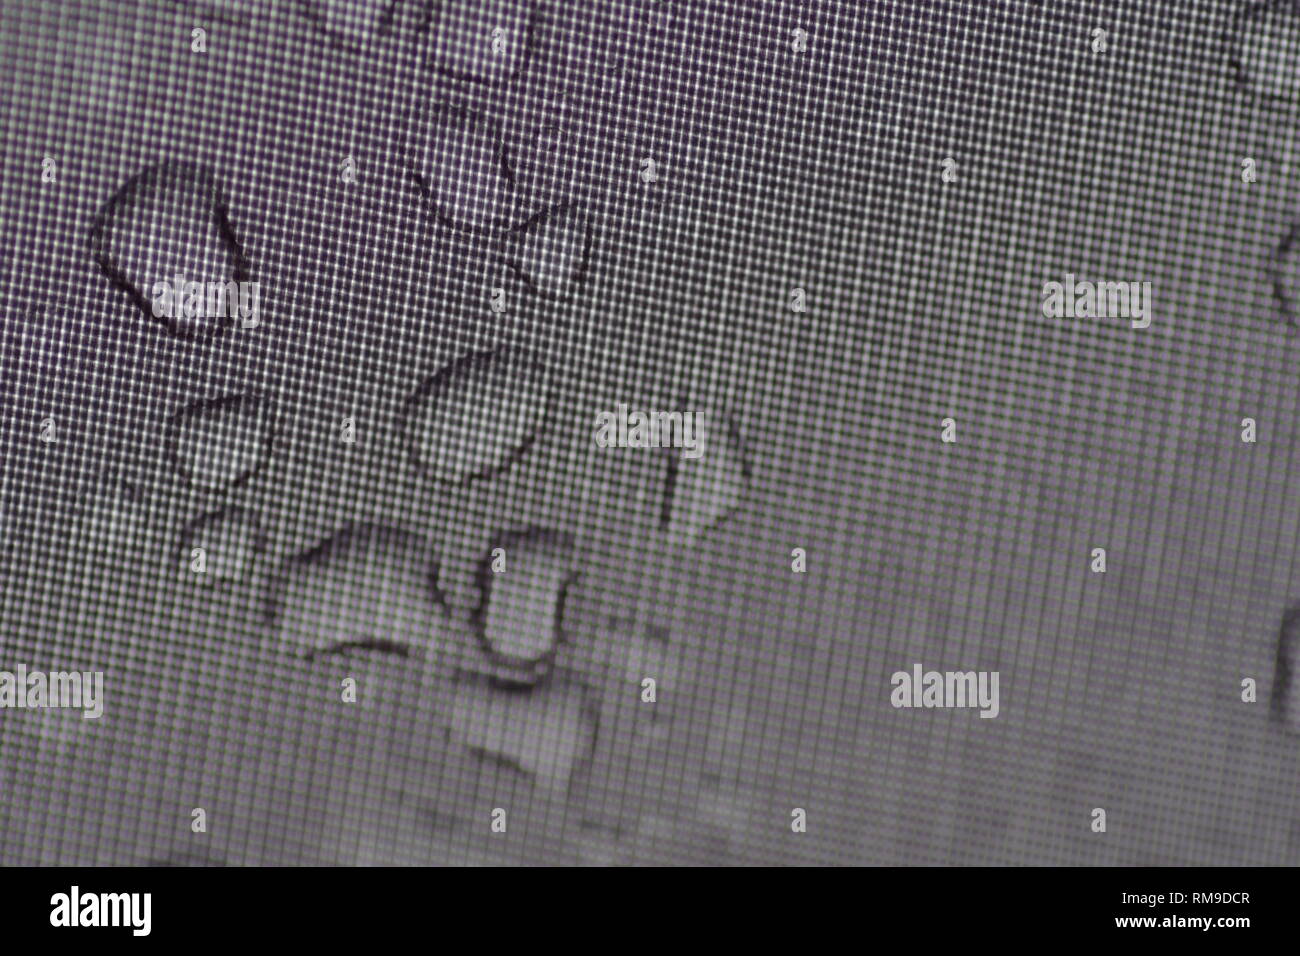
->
[5,0,751,864]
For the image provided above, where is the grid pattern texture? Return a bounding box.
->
[1,0,1300,866]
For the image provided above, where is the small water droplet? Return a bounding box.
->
[403,348,553,484]
[1275,606,1300,733]
[265,524,443,660]
[1234,2,1300,101]
[502,204,593,299]
[662,409,750,543]
[472,529,576,682]
[449,674,596,791]
[167,393,274,492]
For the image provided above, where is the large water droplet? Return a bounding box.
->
[403,348,553,484]
[449,675,595,792]
[408,104,517,233]
[166,393,274,492]
[502,204,592,299]
[472,529,576,683]
[88,161,250,339]
[425,0,532,83]
[265,524,443,660]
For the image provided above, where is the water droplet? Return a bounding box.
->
[449,674,596,791]
[1234,2,1300,101]
[662,410,750,543]
[403,348,553,484]
[166,393,274,492]
[472,529,576,682]
[425,0,532,83]
[88,161,250,339]
[1272,221,1300,327]
[179,506,264,583]
[302,0,396,50]
[266,524,443,660]
[408,104,517,233]
[1276,605,1300,733]
[502,205,592,299]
